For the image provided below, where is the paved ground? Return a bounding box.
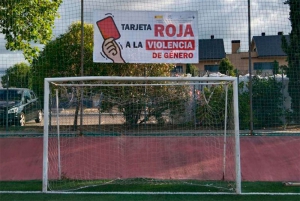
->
[0,135,299,182]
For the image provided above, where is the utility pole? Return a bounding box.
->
[248,0,254,135]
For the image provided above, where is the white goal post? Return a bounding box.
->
[42,76,241,194]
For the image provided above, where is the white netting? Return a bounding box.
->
[44,76,240,193]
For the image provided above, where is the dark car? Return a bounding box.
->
[0,88,42,126]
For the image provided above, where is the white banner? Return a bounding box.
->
[93,11,198,63]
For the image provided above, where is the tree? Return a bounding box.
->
[273,60,279,75]
[31,22,103,96]
[31,23,173,97]
[196,85,231,127]
[0,0,62,62]
[100,64,187,127]
[219,58,235,76]
[238,85,251,130]
[186,64,196,76]
[31,22,179,129]
[282,0,300,123]
[1,62,31,88]
[31,22,104,129]
[251,76,284,128]
[98,63,182,127]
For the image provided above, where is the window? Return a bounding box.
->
[30,91,36,99]
[171,66,183,73]
[0,90,22,101]
[204,65,219,72]
[253,62,274,70]
[24,90,31,102]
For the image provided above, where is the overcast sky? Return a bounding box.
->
[0,0,291,71]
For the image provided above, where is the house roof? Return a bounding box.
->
[198,39,225,60]
[252,35,290,57]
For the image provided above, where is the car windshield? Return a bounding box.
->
[0,90,23,102]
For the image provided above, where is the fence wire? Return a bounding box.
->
[0,0,299,133]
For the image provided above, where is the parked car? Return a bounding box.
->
[0,88,42,126]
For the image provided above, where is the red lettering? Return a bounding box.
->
[184,24,194,37]
[154,24,164,37]
[177,24,183,37]
[165,24,176,37]
[154,24,194,37]
[146,40,195,50]
[164,52,193,59]
[153,52,162,58]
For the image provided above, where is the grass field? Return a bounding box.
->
[1,193,300,201]
[0,181,299,201]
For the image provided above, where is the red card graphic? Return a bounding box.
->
[96,16,120,40]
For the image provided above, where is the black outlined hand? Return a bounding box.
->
[102,38,125,63]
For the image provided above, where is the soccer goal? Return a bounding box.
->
[42,76,241,194]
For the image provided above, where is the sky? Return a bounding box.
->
[0,0,291,73]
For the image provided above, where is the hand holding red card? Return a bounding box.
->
[96,16,121,40]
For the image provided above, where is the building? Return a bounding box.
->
[174,35,226,75]
[227,32,289,74]
[175,32,289,75]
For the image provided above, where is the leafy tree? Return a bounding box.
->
[1,62,31,88]
[280,64,288,74]
[219,58,235,76]
[31,22,103,97]
[282,0,300,123]
[31,22,104,129]
[197,77,285,130]
[31,22,180,128]
[238,82,251,130]
[251,76,284,128]
[31,22,175,97]
[273,60,279,75]
[99,63,185,127]
[0,0,62,62]
[196,84,234,128]
[101,80,190,127]
[238,76,284,129]
[186,64,196,76]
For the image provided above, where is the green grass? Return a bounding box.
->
[1,193,300,201]
[0,181,299,201]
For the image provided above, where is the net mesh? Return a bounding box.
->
[46,77,237,192]
[1,0,299,195]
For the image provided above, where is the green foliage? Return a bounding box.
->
[280,65,288,74]
[196,84,232,128]
[100,65,186,127]
[186,64,196,76]
[219,58,235,76]
[102,63,174,77]
[0,0,62,63]
[195,77,285,130]
[195,82,251,130]
[238,82,251,130]
[31,22,177,127]
[31,22,102,100]
[0,181,300,200]
[122,86,188,127]
[31,22,106,129]
[282,0,300,123]
[1,62,31,88]
[272,60,279,75]
[238,77,285,129]
[251,76,284,128]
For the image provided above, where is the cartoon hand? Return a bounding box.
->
[102,38,125,63]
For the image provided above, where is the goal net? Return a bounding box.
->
[42,76,241,194]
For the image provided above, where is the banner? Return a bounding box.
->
[93,11,198,63]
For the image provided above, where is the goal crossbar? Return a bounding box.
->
[42,76,241,194]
